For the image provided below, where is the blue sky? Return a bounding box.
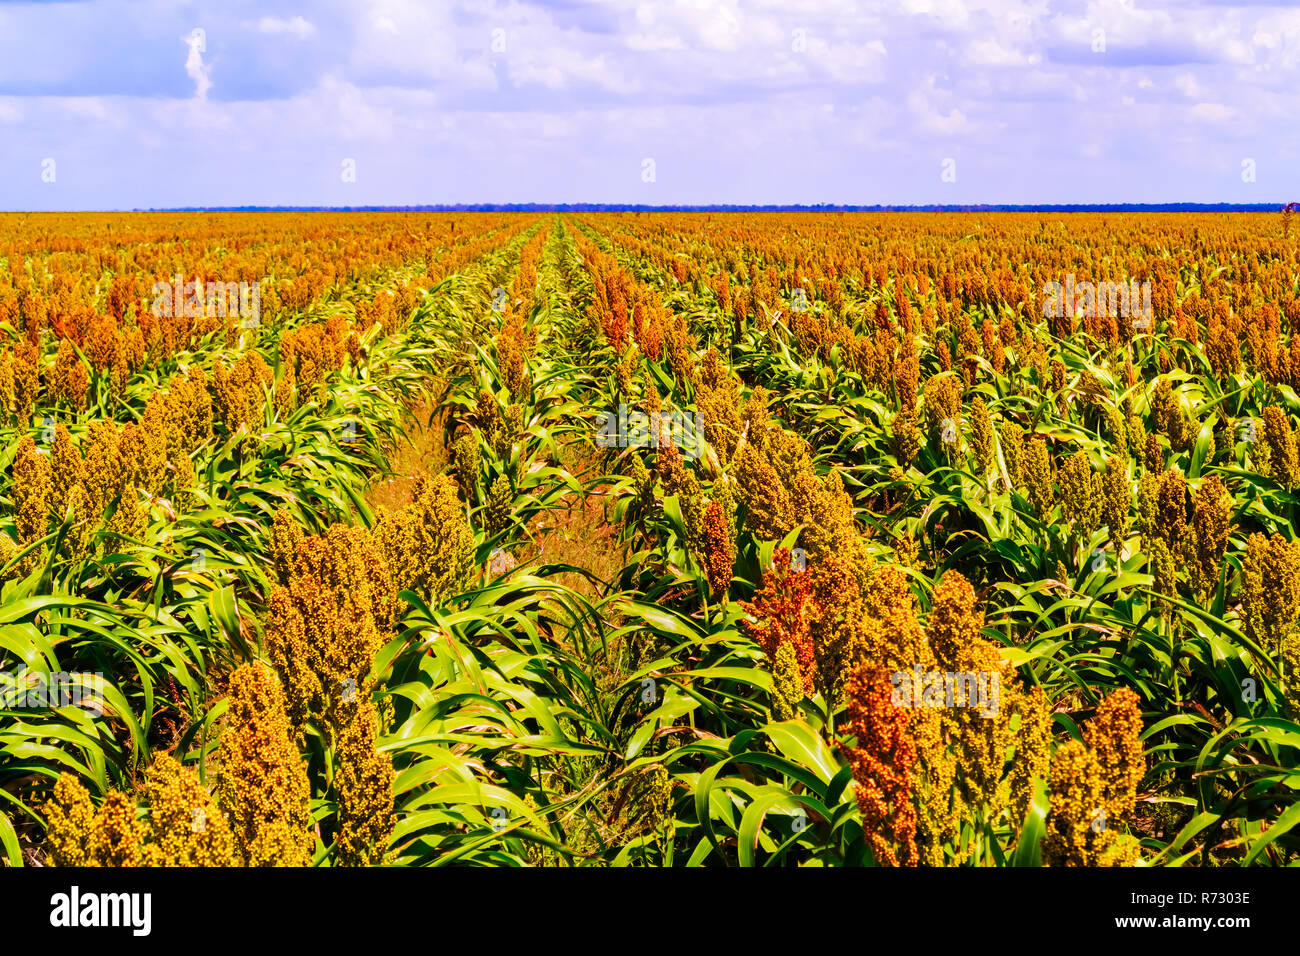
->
[0,0,1297,209]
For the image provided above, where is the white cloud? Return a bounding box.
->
[183,32,211,101]
[965,37,1040,67]
[252,16,316,39]
[627,33,684,51]
[0,0,1295,208]
[510,47,641,94]
[1251,10,1300,68]
[695,2,742,51]
[898,0,973,30]
[907,76,971,135]
[808,39,889,83]
[1174,72,1202,98]
[1188,102,1235,123]
[61,97,115,123]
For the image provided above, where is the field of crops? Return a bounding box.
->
[2,209,1299,868]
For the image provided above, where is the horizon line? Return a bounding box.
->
[1,202,1294,214]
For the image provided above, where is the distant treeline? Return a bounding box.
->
[140,202,1292,213]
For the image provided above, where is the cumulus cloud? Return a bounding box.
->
[0,0,1296,207]
[907,75,973,135]
[1174,72,1203,97]
[252,16,316,39]
[1188,101,1235,122]
[184,30,212,100]
[964,37,1041,66]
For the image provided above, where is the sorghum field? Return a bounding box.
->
[3,209,1300,868]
